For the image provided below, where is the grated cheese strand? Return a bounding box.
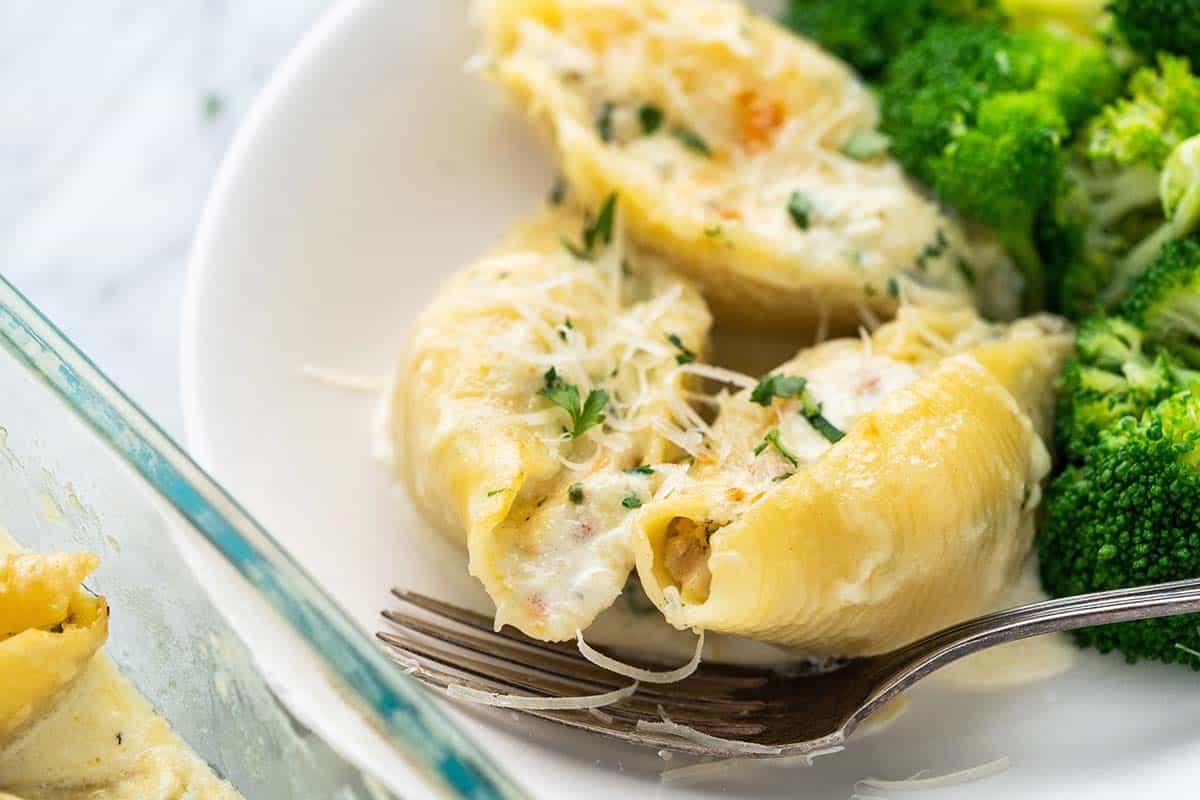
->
[659,745,845,784]
[637,707,782,755]
[446,680,638,710]
[577,629,704,684]
[856,756,1011,792]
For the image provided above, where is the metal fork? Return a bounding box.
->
[378,578,1200,759]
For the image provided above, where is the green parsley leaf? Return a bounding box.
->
[638,104,664,135]
[841,130,891,161]
[665,332,696,365]
[561,194,619,260]
[753,428,799,467]
[584,193,618,252]
[749,374,808,406]
[486,488,508,497]
[568,483,585,504]
[772,471,795,482]
[805,413,845,444]
[671,126,711,156]
[787,191,812,230]
[596,102,615,143]
[537,368,608,438]
[886,276,900,297]
[625,464,654,475]
[558,318,574,341]
[703,224,723,237]
[751,373,846,444]
[561,236,592,261]
[793,389,845,443]
[621,491,643,509]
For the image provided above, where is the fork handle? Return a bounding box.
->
[866,577,1200,716]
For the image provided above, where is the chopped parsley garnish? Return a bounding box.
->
[671,126,711,156]
[537,367,608,438]
[772,471,794,482]
[806,413,845,444]
[596,102,615,142]
[638,104,664,135]
[561,193,618,260]
[568,483,585,504]
[750,374,845,444]
[913,228,949,273]
[665,332,696,365]
[842,130,891,161]
[486,488,508,497]
[753,428,799,467]
[621,491,643,509]
[558,318,574,341]
[787,191,812,231]
[886,276,901,298]
[703,224,723,237]
[749,374,809,406]
[625,464,655,475]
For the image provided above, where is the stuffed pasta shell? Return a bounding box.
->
[632,307,1071,655]
[474,0,1022,331]
[391,202,712,640]
[0,552,108,746]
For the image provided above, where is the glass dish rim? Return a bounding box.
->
[0,276,521,800]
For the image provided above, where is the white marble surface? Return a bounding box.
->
[2,1,332,436]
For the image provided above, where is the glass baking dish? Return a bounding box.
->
[0,275,521,800]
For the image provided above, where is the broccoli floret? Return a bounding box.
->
[1108,0,1200,60]
[1088,55,1200,170]
[880,22,1121,309]
[1040,392,1200,668]
[1043,240,1200,668]
[1053,57,1200,316]
[780,0,1003,80]
[1122,237,1200,366]
[1054,316,1180,459]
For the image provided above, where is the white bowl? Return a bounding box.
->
[183,1,1200,797]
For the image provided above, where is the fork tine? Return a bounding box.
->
[381,606,765,707]
[377,631,753,756]
[382,606,619,684]
[377,622,774,736]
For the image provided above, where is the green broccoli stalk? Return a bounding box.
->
[1041,240,1200,668]
[879,22,1121,310]
[1055,56,1200,316]
[780,0,1003,81]
[1108,0,1200,60]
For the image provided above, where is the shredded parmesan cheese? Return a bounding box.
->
[856,756,1011,792]
[577,629,704,684]
[637,708,782,755]
[446,680,638,710]
[660,745,845,783]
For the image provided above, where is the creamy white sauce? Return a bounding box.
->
[492,470,653,635]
